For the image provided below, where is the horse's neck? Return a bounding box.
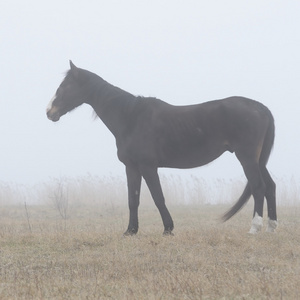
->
[88,81,137,137]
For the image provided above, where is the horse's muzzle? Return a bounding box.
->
[46,109,60,122]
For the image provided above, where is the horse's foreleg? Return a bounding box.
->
[124,165,142,236]
[141,166,174,235]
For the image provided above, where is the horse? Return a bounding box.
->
[46,61,277,235]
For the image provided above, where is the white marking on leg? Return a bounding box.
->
[135,190,139,196]
[266,218,278,233]
[46,94,56,113]
[248,212,263,234]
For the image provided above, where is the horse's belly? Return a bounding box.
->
[158,143,227,169]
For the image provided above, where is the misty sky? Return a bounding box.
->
[1,1,300,186]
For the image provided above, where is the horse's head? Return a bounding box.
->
[47,61,85,122]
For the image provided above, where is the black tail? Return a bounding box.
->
[221,109,275,222]
[222,183,252,221]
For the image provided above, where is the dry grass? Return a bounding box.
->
[0,201,300,299]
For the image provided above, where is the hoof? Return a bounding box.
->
[123,229,138,236]
[266,219,278,233]
[248,213,263,234]
[163,230,174,236]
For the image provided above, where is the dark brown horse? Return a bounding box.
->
[47,61,277,235]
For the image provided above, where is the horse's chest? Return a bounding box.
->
[116,135,156,165]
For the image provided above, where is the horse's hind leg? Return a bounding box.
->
[236,151,266,234]
[261,166,278,232]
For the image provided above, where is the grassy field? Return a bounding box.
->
[0,177,299,299]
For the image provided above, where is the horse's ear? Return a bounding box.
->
[70,60,76,69]
[69,60,79,77]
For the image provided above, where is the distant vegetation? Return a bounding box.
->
[0,174,299,207]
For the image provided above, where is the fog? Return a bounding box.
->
[1,1,300,188]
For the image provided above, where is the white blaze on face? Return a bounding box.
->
[46,94,56,113]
